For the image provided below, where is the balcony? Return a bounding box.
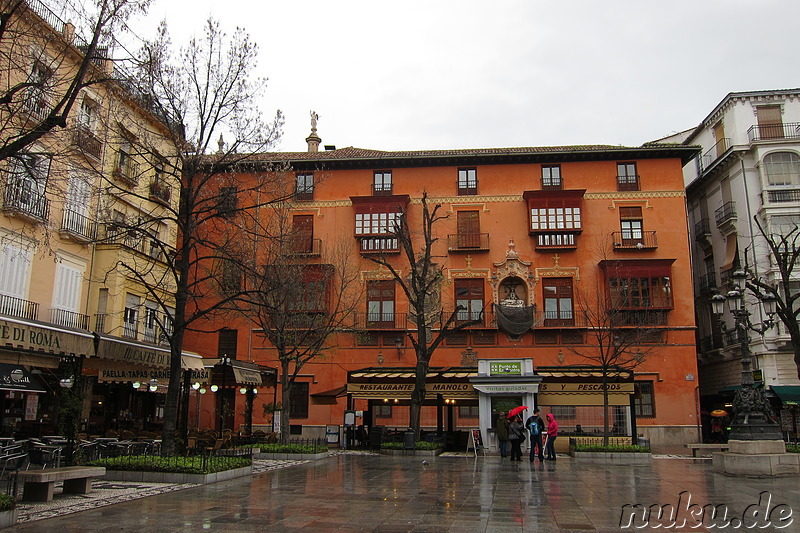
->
[372,184,393,196]
[535,233,577,250]
[610,309,669,327]
[447,233,489,252]
[611,231,658,250]
[541,179,563,191]
[766,189,800,203]
[149,180,171,205]
[283,238,322,257]
[49,308,90,330]
[747,122,800,142]
[73,127,102,160]
[535,310,587,328]
[3,181,48,222]
[694,218,712,245]
[698,138,731,174]
[357,236,400,254]
[457,183,478,196]
[294,188,314,201]
[714,201,737,228]
[113,160,139,188]
[354,312,407,330]
[616,174,640,191]
[446,308,494,328]
[60,207,96,242]
[0,294,39,321]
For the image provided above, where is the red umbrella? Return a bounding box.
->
[508,406,528,419]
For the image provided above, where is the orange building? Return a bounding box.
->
[184,139,701,450]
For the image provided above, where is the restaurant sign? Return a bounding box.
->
[347,382,476,398]
[538,383,635,393]
[96,336,170,368]
[0,318,94,356]
[98,367,210,383]
[489,361,522,376]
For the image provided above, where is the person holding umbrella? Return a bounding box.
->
[508,413,526,461]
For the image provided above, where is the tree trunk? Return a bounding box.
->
[279,360,292,444]
[602,368,609,447]
[409,353,429,440]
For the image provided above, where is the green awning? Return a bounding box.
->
[771,386,800,406]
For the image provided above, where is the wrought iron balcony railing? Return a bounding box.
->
[747,122,800,142]
[73,127,102,159]
[447,233,489,251]
[49,308,90,330]
[61,207,96,241]
[0,294,39,321]
[611,231,657,250]
[698,138,731,174]
[354,312,407,330]
[3,181,48,221]
[766,189,800,203]
[357,236,400,254]
[714,201,736,227]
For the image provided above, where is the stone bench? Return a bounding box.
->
[16,466,106,502]
[685,443,729,457]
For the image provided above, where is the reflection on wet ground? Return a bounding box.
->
[8,453,800,532]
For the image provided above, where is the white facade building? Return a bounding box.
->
[674,89,800,438]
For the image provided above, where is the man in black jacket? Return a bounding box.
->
[525,408,545,462]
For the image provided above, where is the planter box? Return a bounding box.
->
[379,448,443,457]
[571,451,652,464]
[0,509,16,529]
[252,452,328,461]
[102,465,252,484]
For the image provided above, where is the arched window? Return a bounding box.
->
[764,152,800,186]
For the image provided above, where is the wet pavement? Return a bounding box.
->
[7,452,800,532]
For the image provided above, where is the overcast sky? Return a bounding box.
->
[126,0,798,153]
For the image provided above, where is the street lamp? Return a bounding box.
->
[710,269,780,441]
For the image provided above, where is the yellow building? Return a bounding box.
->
[0,0,183,438]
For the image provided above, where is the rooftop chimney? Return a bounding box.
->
[306,110,321,153]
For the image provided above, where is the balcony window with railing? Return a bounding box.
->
[694,218,711,240]
[698,271,717,292]
[714,201,736,227]
[113,139,138,187]
[149,180,171,204]
[4,154,50,221]
[457,168,477,195]
[372,171,393,195]
[447,232,489,251]
[612,230,658,250]
[616,162,639,191]
[24,60,51,120]
[541,165,562,190]
[123,306,138,339]
[699,138,731,174]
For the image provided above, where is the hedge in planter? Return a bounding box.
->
[0,494,14,512]
[573,444,650,453]
[88,455,251,474]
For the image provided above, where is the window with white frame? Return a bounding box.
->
[764,152,800,186]
[530,206,581,231]
[52,261,83,315]
[457,168,477,195]
[123,293,140,339]
[373,171,392,194]
[0,243,32,300]
[355,211,401,235]
[295,173,314,199]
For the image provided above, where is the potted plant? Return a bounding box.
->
[0,493,17,528]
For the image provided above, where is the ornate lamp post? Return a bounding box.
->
[710,269,781,441]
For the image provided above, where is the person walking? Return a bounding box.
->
[525,408,545,462]
[496,413,510,458]
[544,413,558,460]
[508,414,525,461]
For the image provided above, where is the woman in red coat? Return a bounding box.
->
[544,413,558,460]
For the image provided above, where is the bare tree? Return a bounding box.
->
[567,259,666,445]
[746,217,800,380]
[234,204,362,443]
[0,0,150,162]
[365,192,482,439]
[91,19,284,455]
